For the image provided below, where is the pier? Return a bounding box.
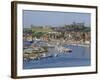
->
[23,41,72,61]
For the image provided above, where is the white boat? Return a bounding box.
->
[55,46,72,53]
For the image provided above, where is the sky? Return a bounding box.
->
[23,10,91,28]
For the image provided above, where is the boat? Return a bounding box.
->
[55,46,72,53]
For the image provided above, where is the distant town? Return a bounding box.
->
[23,22,90,62]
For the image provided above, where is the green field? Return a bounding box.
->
[31,27,53,32]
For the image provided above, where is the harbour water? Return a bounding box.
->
[23,44,90,69]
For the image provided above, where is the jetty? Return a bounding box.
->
[23,40,72,61]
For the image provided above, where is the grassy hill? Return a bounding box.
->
[31,27,54,33]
